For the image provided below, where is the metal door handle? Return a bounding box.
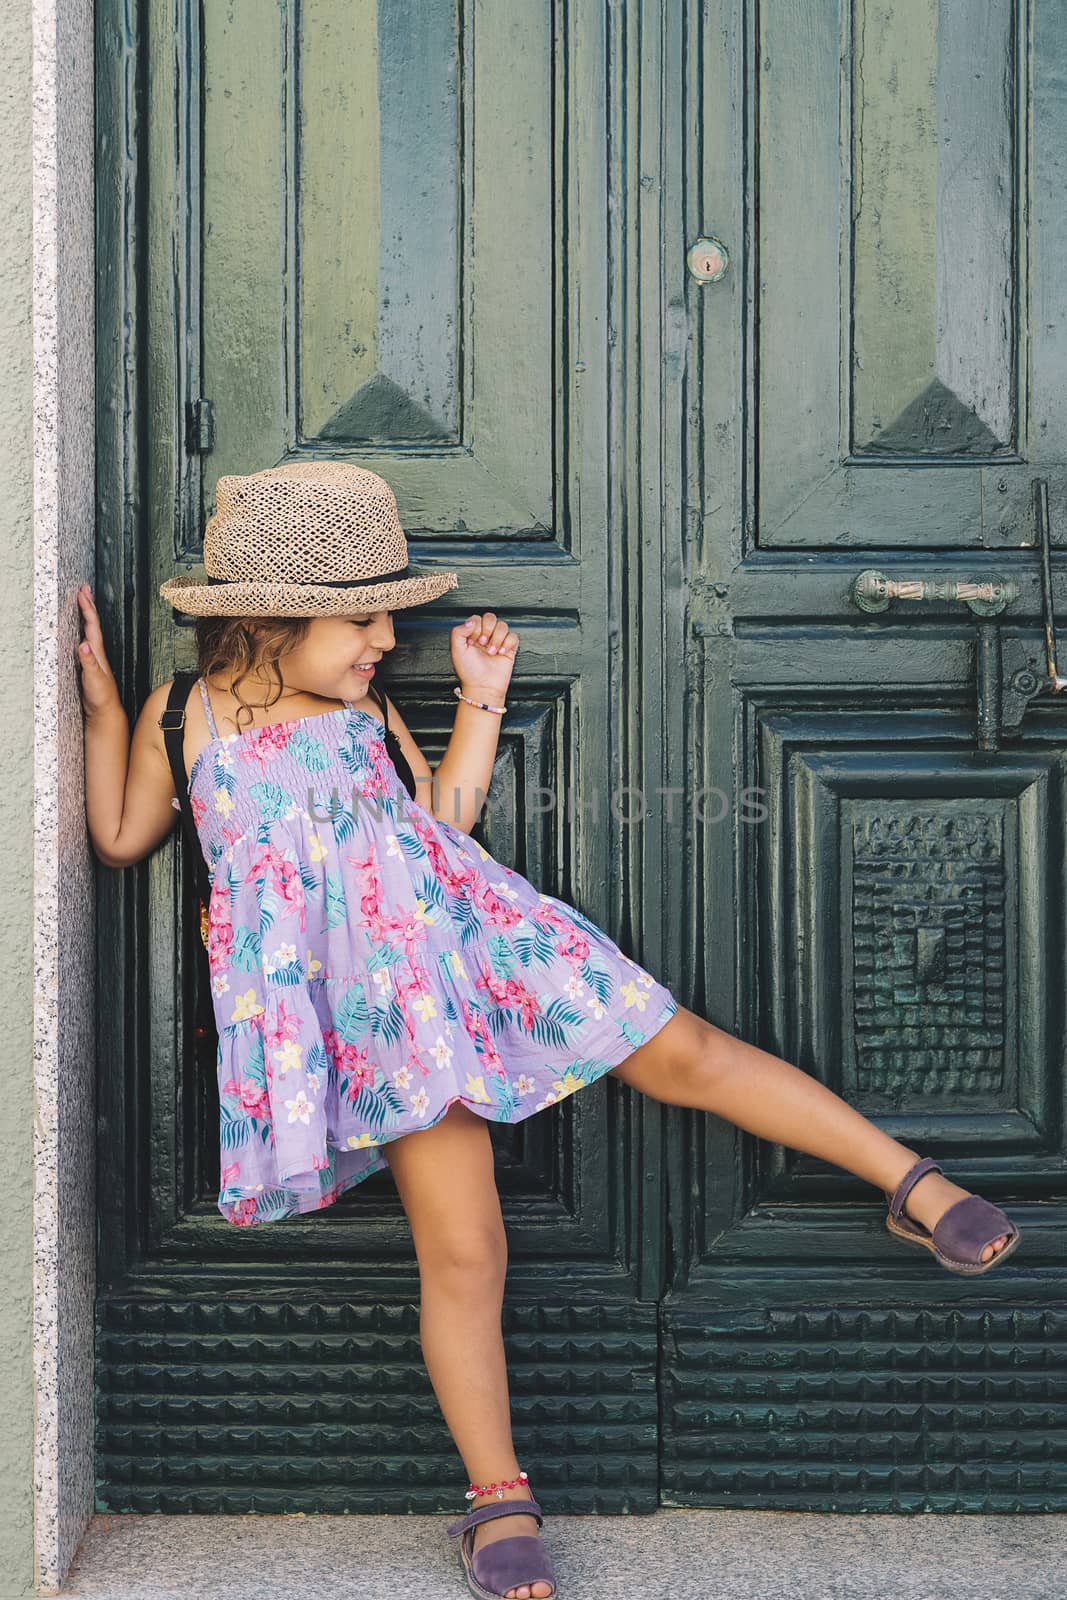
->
[851,570,1019,615]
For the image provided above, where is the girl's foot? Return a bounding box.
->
[893,1149,1011,1262]
[468,1482,554,1600]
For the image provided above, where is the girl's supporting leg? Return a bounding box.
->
[382,1100,553,1600]
[608,1006,1011,1260]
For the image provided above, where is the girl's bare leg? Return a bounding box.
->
[382,1101,553,1600]
[609,1007,1012,1260]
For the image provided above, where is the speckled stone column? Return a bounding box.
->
[29,0,96,1592]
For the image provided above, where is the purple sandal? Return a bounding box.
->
[885,1156,1021,1275]
[446,1493,558,1600]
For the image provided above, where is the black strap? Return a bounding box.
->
[159,669,214,910]
[367,678,418,803]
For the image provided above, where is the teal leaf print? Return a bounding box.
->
[514,921,559,969]
[449,892,481,947]
[346,1074,405,1136]
[218,1101,259,1153]
[248,779,291,820]
[396,820,429,858]
[490,1073,518,1120]
[335,983,371,1042]
[416,871,448,916]
[265,955,304,987]
[230,926,262,973]
[488,934,517,981]
[369,996,406,1047]
[287,728,334,771]
[527,998,586,1051]
[245,1187,298,1223]
[579,959,613,1004]
[324,870,347,928]
[305,1037,328,1077]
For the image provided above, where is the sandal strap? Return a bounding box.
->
[887,1155,942,1219]
[931,1192,1017,1263]
[446,1495,545,1538]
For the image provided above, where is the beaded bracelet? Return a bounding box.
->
[454,685,507,715]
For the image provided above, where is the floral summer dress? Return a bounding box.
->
[188,676,679,1226]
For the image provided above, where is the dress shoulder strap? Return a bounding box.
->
[197,676,220,739]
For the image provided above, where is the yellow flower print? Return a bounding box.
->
[619,981,649,1011]
[465,1072,492,1104]
[393,1065,413,1091]
[385,833,403,857]
[231,989,264,1023]
[213,787,235,819]
[412,897,432,926]
[273,1039,303,1077]
[346,1131,384,1149]
[411,1087,429,1117]
[586,994,606,1021]
[308,832,329,863]
[412,992,438,1023]
[551,1071,584,1100]
[448,949,469,982]
[306,948,322,977]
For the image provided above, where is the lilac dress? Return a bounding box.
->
[189,677,679,1226]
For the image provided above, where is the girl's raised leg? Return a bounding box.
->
[608,1007,1012,1261]
[382,1100,553,1600]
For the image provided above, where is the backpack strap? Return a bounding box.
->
[366,679,418,803]
[158,669,214,920]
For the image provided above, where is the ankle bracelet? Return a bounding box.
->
[465,1468,529,1501]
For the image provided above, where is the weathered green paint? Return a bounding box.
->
[96,0,1067,1517]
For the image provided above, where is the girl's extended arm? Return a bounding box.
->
[77,584,179,868]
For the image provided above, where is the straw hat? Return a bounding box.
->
[158,461,459,617]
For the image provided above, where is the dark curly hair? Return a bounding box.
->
[193,615,313,736]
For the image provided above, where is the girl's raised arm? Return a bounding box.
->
[76,584,182,869]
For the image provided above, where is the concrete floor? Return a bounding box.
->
[53,1508,1065,1600]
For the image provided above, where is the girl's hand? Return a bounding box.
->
[76,583,122,718]
[450,612,519,701]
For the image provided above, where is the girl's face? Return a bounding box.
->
[268,610,397,703]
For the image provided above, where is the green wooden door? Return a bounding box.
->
[95,0,1067,1516]
[658,0,1067,1511]
[95,0,675,1513]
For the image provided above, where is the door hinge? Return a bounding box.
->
[185,397,215,455]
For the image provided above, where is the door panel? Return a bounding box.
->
[661,0,1067,1511]
[96,0,676,1513]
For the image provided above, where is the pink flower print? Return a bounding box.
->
[460,998,507,1081]
[378,909,430,962]
[190,789,207,828]
[323,1029,377,1100]
[230,1197,259,1225]
[221,1161,240,1186]
[207,897,235,975]
[474,965,542,1031]
[263,996,302,1055]
[476,884,525,932]
[239,721,295,770]
[246,842,307,929]
[531,898,572,935]
[557,927,590,963]
[238,1077,271,1118]
[345,844,386,919]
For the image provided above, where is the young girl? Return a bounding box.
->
[78,461,1020,1600]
